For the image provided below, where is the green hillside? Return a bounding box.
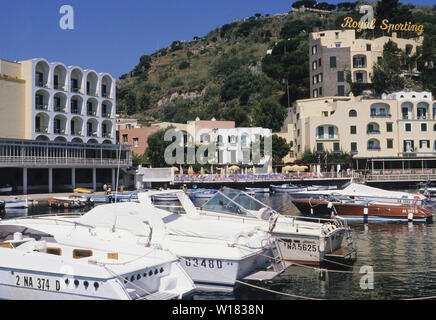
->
[116,0,436,131]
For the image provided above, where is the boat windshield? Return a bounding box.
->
[200,187,268,217]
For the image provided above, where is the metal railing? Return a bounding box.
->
[0,156,131,167]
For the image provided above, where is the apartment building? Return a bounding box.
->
[0,58,116,143]
[309,30,423,98]
[292,92,436,164]
[0,58,130,193]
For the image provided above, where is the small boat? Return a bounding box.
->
[4,197,28,209]
[292,183,427,205]
[270,184,307,193]
[0,185,12,193]
[245,187,270,193]
[306,185,337,191]
[0,217,195,300]
[49,196,94,208]
[292,198,434,223]
[73,188,93,194]
[419,187,436,202]
[188,189,218,199]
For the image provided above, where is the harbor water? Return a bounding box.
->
[5,191,436,300]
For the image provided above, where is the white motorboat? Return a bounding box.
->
[109,192,287,292]
[270,184,307,193]
[419,187,436,201]
[4,197,28,209]
[292,183,427,205]
[245,188,270,193]
[0,215,195,300]
[193,187,355,266]
[0,185,12,193]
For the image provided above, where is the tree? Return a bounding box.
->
[280,20,309,39]
[145,127,176,168]
[271,135,291,164]
[252,98,287,132]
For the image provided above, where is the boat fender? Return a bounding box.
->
[319,239,325,252]
[13,232,23,241]
[408,212,413,222]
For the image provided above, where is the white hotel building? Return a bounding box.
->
[0,58,130,193]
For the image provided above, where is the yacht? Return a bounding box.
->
[187,187,356,266]
[0,214,195,300]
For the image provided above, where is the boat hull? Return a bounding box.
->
[292,199,434,223]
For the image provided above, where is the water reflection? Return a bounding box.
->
[4,192,436,300]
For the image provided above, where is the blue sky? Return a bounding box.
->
[0,0,434,79]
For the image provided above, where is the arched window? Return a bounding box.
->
[349,109,357,117]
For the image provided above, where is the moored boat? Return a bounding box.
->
[4,197,28,209]
[0,216,195,300]
[270,184,307,193]
[292,183,427,205]
[49,196,94,208]
[0,185,12,194]
[292,198,434,223]
[245,187,270,193]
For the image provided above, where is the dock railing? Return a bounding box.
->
[368,169,436,182]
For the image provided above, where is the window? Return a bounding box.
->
[351,142,357,153]
[386,123,393,132]
[312,61,317,70]
[387,139,393,149]
[318,73,323,82]
[355,72,364,83]
[296,113,300,120]
[335,43,341,48]
[353,56,366,68]
[349,109,357,117]
[317,143,324,152]
[420,140,430,149]
[122,134,128,143]
[434,124,436,131]
[317,127,324,139]
[297,129,300,136]
[73,249,93,259]
[404,140,414,152]
[133,138,139,147]
[47,248,62,256]
[337,71,344,82]
[350,126,356,134]
[313,89,318,98]
[330,56,337,68]
[338,85,344,96]
[333,142,340,152]
[335,32,339,39]
[318,58,322,67]
[322,111,328,117]
[366,44,371,51]
[313,75,318,84]
[402,107,409,119]
[421,123,427,132]
[328,126,334,139]
[319,87,323,96]
[405,123,411,132]
[312,45,317,55]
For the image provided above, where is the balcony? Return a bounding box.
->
[71,108,81,115]
[102,112,112,118]
[35,127,49,133]
[370,113,391,118]
[367,130,380,134]
[102,132,112,138]
[54,128,66,135]
[36,104,49,111]
[54,83,66,91]
[367,146,381,150]
[36,81,49,89]
[87,111,97,117]
[71,130,83,137]
[87,131,98,137]
[71,87,82,94]
[54,106,66,113]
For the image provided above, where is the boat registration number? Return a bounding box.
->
[284,242,318,252]
[15,274,61,291]
[184,258,223,269]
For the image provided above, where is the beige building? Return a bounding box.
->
[309,30,423,98]
[0,57,117,144]
[291,91,436,162]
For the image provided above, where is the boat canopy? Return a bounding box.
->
[201,187,273,219]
